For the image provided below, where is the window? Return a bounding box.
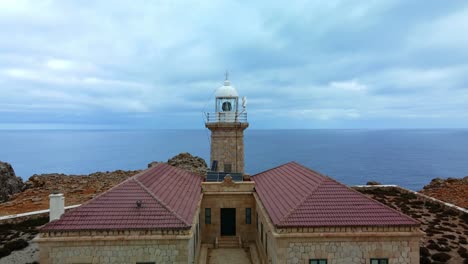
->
[205,208,211,224]
[224,163,232,173]
[245,208,252,224]
[371,259,388,264]
[260,223,264,243]
[309,260,327,264]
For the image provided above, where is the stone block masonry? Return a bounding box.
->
[37,236,195,264]
[285,240,418,264]
[206,122,248,174]
[48,243,182,264]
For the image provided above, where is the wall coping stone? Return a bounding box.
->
[353,185,468,213]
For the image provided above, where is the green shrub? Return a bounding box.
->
[4,239,29,252]
[458,247,468,258]
[420,247,430,257]
[431,252,451,262]
[400,192,417,200]
[442,234,456,240]
[420,256,431,264]
[0,247,11,258]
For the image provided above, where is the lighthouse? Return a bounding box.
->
[205,74,248,179]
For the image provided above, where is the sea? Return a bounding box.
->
[1,129,467,191]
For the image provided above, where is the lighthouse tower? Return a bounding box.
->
[205,74,248,176]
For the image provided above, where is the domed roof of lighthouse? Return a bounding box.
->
[215,73,238,98]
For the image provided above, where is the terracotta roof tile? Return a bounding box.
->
[41,163,203,231]
[253,162,419,228]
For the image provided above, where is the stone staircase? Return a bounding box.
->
[217,236,241,248]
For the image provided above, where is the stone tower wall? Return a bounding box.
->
[206,122,248,174]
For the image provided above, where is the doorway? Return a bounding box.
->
[220,208,236,236]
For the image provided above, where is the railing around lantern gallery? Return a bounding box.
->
[205,112,247,123]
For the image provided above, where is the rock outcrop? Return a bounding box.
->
[0,170,140,216]
[0,162,24,203]
[148,153,208,177]
[1,152,208,216]
[420,176,468,209]
[147,161,160,168]
[166,152,208,177]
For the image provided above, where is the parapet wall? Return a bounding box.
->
[202,181,255,193]
[352,185,468,214]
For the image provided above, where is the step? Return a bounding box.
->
[218,243,239,248]
[217,236,241,248]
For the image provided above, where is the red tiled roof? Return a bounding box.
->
[253,162,419,228]
[42,163,203,231]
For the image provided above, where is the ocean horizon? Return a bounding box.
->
[1,129,467,191]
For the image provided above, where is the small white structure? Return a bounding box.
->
[206,73,247,123]
[49,193,64,222]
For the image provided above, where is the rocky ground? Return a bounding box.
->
[420,177,468,209]
[0,170,141,216]
[0,152,208,216]
[0,217,45,264]
[357,187,468,264]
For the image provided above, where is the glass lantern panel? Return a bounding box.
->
[216,98,238,112]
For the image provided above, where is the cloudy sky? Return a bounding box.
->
[1,0,467,129]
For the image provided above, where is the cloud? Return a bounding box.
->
[45,59,78,71]
[408,7,468,50]
[0,0,467,128]
[329,80,367,92]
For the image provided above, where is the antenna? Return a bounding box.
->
[225,70,229,81]
[242,96,247,109]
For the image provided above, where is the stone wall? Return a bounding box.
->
[254,193,276,264]
[48,242,183,264]
[37,235,194,264]
[206,122,248,173]
[282,238,420,264]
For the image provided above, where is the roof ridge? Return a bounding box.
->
[251,161,297,177]
[278,183,325,225]
[343,184,420,225]
[278,164,328,225]
[133,177,191,226]
[282,171,419,226]
[314,173,419,225]
[62,169,147,213]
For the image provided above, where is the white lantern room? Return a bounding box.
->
[206,74,247,123]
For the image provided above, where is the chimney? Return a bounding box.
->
[49,193,64,222]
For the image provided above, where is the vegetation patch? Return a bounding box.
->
[355,186,467,264]
[431,252,452,262]
[458,247,468,258]
[0,238,29,258]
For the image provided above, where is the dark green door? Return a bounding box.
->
[220,208,236,236]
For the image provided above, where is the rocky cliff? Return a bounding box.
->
[167,152,208,176]
[148,152,208,177]
[0,170,140,216]
[0,162,24,203]
[0,153,208,216]
[420,176,468,209]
